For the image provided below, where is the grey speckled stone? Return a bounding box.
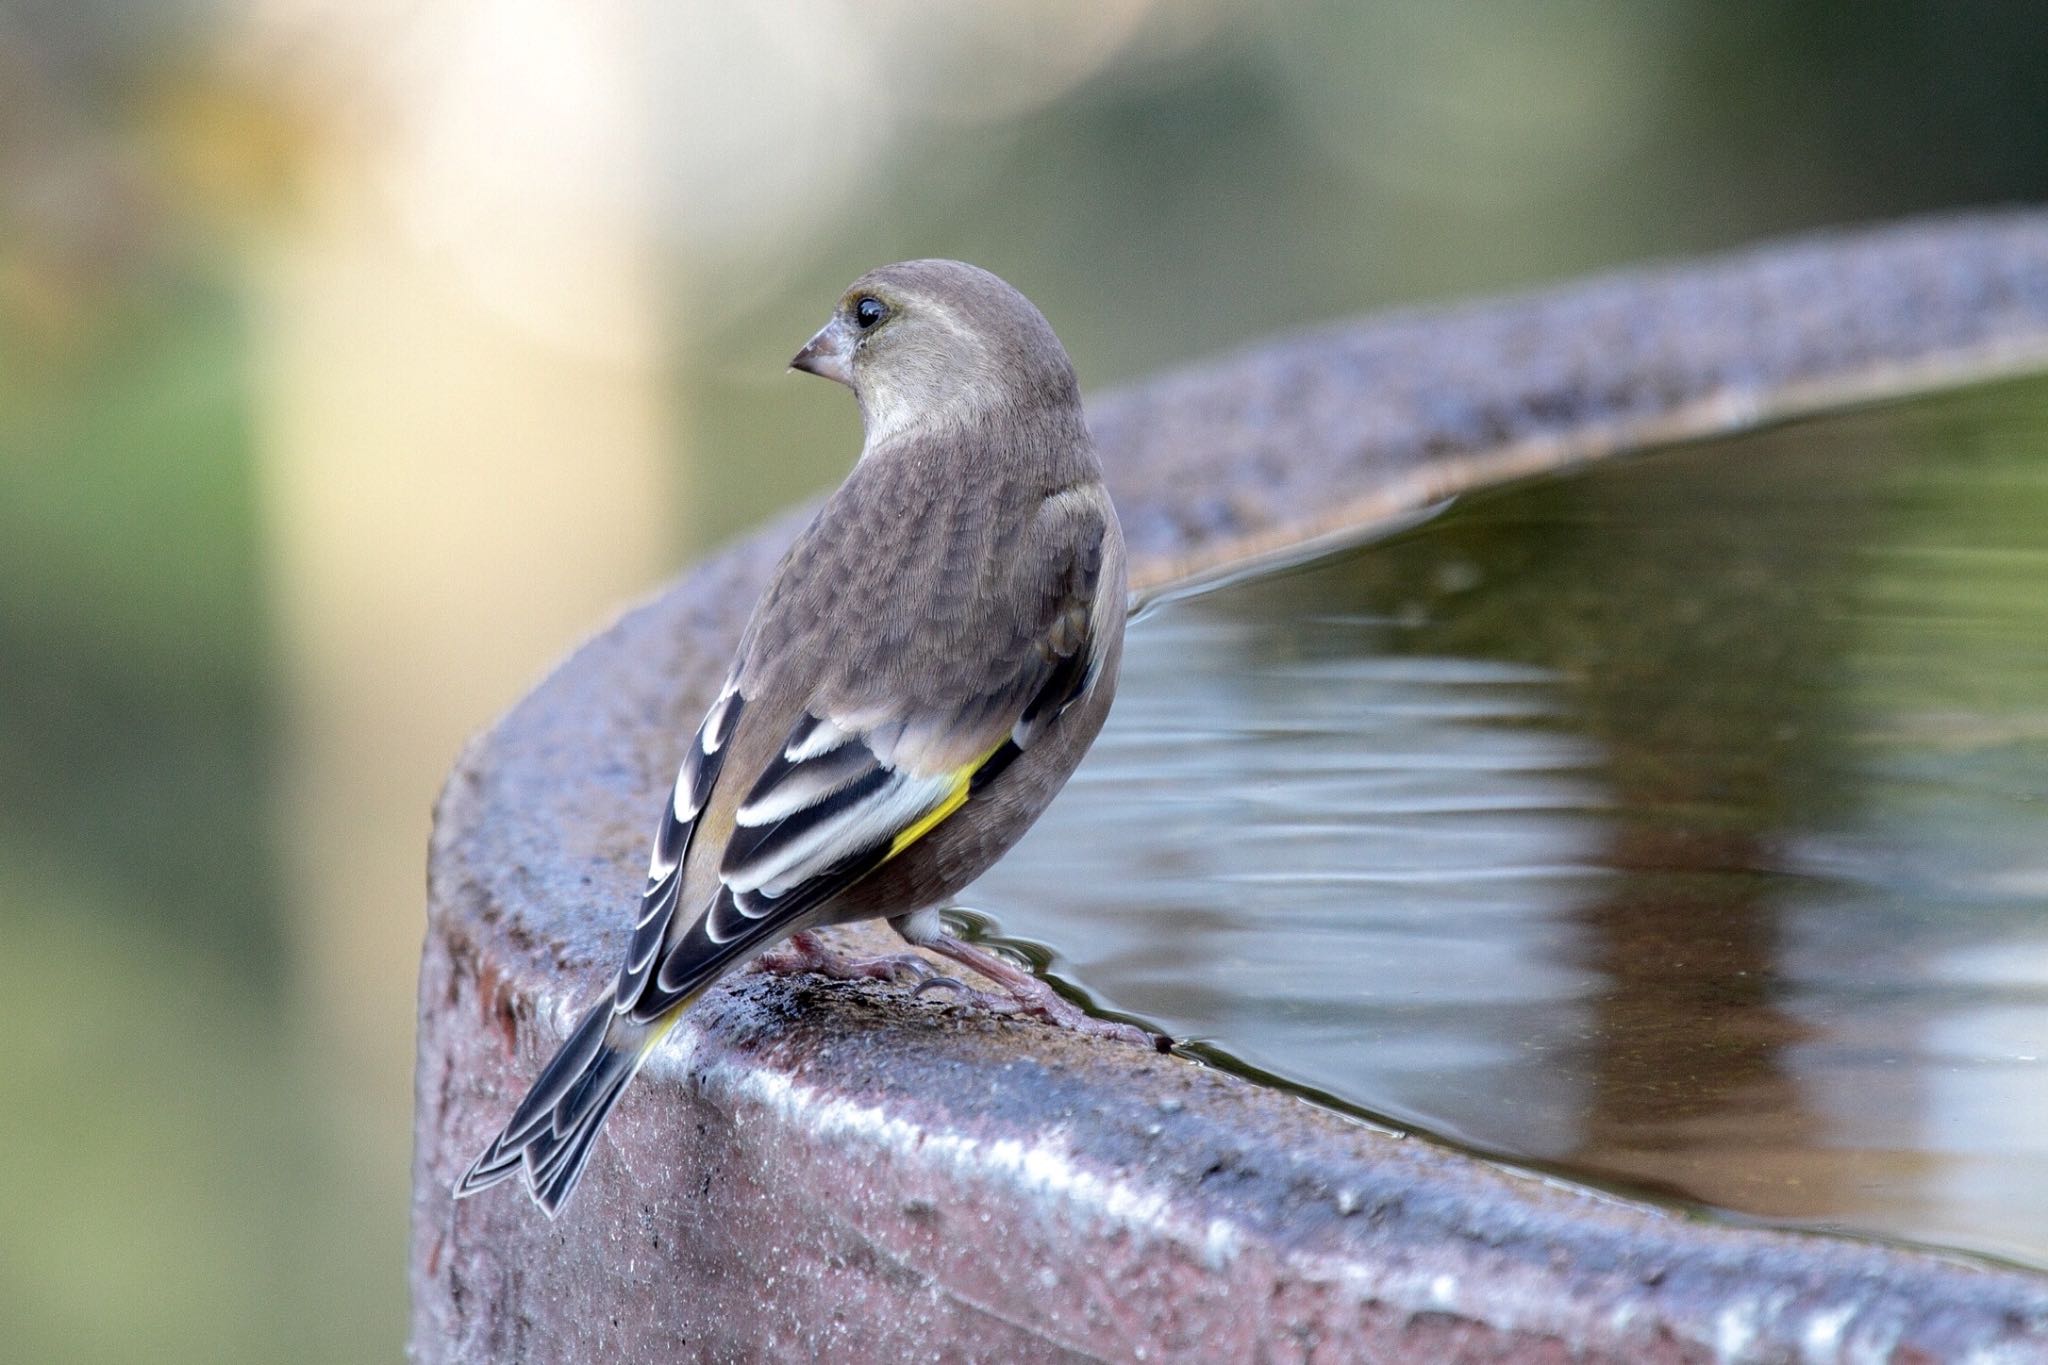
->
[413,213,2048,1363]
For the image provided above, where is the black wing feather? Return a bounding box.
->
[612,682,742,1012]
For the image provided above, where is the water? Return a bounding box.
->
[966,376,2048,1269]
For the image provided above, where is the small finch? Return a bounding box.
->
[457,260,1141,1216]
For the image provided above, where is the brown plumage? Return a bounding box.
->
[456,260,1134,1216]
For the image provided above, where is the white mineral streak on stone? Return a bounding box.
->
[1723,1288,1829,1365]
[1798,1303,1849,1362]
[1713,1295,1760,1361]
[1286,1242,1528,1341]
[1828,1304,1912,1365]
[1811,1296,1948,1365]
[693,1052,1182,1240]
[1202,1218,1240,1272]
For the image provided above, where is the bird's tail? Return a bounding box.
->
[453,997,679,1217]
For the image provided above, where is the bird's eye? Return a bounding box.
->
[853,295,887,331]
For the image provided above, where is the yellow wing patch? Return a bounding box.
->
[883,742,1004,862]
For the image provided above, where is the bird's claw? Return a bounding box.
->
[756,935,945,988]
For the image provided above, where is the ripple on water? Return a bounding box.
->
[968,375,2048,1269]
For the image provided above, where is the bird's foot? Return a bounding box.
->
[909,933,1166,1050]
[754,931,941,987]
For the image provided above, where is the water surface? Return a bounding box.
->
[968,377,2048,1268]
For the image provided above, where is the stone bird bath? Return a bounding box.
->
[412,213,2048,1362]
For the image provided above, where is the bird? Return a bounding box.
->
[455,259,1146,1217]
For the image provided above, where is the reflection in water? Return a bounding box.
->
[967,378,2048,1268]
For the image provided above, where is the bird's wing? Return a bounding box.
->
[611,483,1119,1023]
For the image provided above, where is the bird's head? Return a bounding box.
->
[791,259,1080,446]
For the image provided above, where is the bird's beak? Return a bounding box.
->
[790,316,855,387]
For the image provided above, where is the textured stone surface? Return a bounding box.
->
[414,213,2048,1362]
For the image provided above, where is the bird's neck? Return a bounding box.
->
[857,385,1090,470]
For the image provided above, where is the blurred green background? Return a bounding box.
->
[3,2,2047,1358]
